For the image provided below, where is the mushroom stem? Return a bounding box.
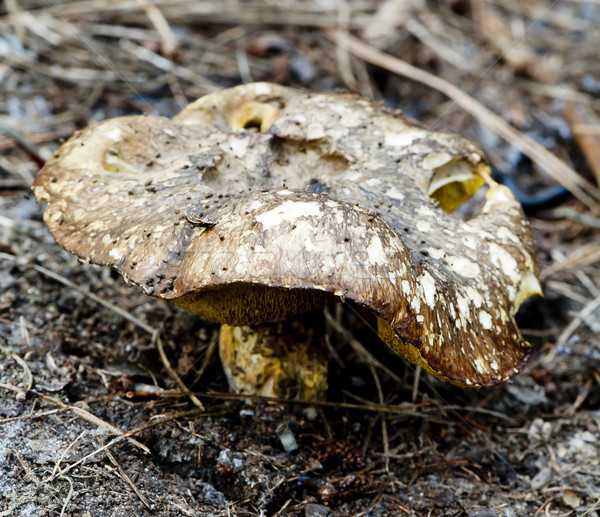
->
[218,311,328,402]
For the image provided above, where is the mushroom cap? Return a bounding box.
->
[33,82,542,387]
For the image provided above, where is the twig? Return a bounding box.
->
[326,30,600,214]
[369,364,389,473]
[137,0,177,56]
[555,207,600,230]
[5,0,25,43]
[10,350,33,393]
[0,408,62,424]
[411,366,421,403]
[198,390,428,415]
[105,445,152,510]
[155,332,205,411]
[335,4,359,91]
[119,39,218,94]
[14,450,41,486]
[556,293,600,348]
[51,431,87,479]
[68,405,150,454]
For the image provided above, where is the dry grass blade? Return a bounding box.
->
[328,31,600,214]
[58,475,74,517]
[32,0,373,29]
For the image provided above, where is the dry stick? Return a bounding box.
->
[0,408,62,425]
[411,366,421,403]
[369,364,390,474]
[555,293,600,348]
[64,404,148,454]
[105,445,152,510]
[14,450,41,486]
[5,0,25,43]
[10,351,33,392]
[154,332,205,411]
[136,0,177,56]
[555,207,600,230]
[51,431,87,479]
[326,31,600,214]
[198,390,428,416]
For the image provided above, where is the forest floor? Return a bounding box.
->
[1,1,600,515]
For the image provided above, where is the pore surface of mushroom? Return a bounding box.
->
[33,82,542,391]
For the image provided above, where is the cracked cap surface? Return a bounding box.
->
[33,82,542,387]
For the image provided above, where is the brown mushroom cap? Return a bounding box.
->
[33,82,542,388]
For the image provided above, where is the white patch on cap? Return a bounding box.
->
[465,286,484,308]
[410,295,421,314]
[489,357,499,372]
[366,235,387,266]
[228,136,249,158]
[420,271,437,308]
[365,177,382,187]
[427,248,445,260]
[416,205,436,218]
[104,127,122,142]
[416,315,425,323]
[416,220,431,233]
[402,280,411,296]
[479,310,493,330]
[384,129,421,147]
[248,200,264,211]
[447,256,480,278]
[108,248,123,261]
[384,186,405,201]
[488,242,520,283]
[421,152,452,170]
[306,122,325,140]
[256,200,321,230]
[473,356,487,374]
[461,235,478,250]
[344,170,363,182]
[497,226,519,243]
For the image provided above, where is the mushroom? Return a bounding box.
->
[33,82,542,399]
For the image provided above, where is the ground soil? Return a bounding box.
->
[1,1,600,516]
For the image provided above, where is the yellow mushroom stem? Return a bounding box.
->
[218,311,328,402]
